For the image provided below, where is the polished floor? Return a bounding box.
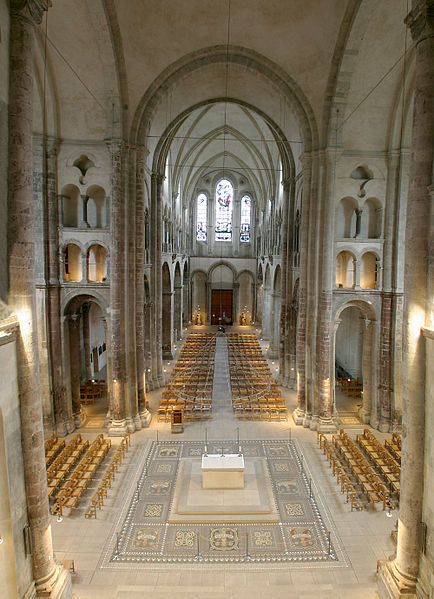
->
[53,327,395,598]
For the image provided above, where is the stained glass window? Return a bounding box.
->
[215,179,233,241]
[196,193,207,241]
[240,194,251,242]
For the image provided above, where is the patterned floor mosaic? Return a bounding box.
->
[103,440,343,565]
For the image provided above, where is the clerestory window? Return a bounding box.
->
[215,179,233,241]
[240,194,251,242]
[196,193,207,241]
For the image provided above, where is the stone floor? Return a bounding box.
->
[53,326,395,598]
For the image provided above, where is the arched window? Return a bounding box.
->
[63,244,82,282]
[215,179,233,241]
[240,194,251,242]
[196,193,207,241]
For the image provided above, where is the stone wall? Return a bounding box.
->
[0,332,35,599]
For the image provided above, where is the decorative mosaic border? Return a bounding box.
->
[100,439,348,567]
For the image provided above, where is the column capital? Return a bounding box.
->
[10,0,51,25]
[405,0,434,44]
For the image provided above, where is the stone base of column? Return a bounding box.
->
[358,406,371,424]
[139,409,152,427]
[107,419,130,436]
[317,416,336,433]
[303,412,312,428]
[377,560,418,599]
[35,564,72,599]
[55,417,76,437]
[126,417,136,434]
[292,407,305,425]
[309,414,319,430]
[378,416,391,433]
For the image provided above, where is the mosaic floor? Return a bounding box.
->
[102,439,346,566]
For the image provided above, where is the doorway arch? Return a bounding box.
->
[63,295,108,426]
[162,262,173,359]
[333,300,377,425]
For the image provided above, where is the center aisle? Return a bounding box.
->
[211,334,232,415]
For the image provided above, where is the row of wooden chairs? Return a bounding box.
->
[385,433,402,464]
[54,434,111,516]
[336,377,363,399]
[158,333,217,423]
[80,383,106,405]
[85,434,130,518]
[227,334,288,421]
[317,432,364,511]
[47,434,90,498]
[356,429,400,499]
[332,430,391,510]
[45,434,66,468]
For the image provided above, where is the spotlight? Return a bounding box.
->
[0,536,3,545]
[56,515,63,523]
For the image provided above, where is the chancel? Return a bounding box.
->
[0,1,433,598]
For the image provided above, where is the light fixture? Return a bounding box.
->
[56,515,63,523]
[0,536,4,545]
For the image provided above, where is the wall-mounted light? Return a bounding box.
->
[57,515,63,523]
[0,536,4,545]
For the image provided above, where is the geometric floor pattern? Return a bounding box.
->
[104,440,342,565]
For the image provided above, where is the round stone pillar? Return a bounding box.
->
[293,153,312,424]
[7,1,71,597]
[135,146,151,426]
[378,2,434,597]
[107,140,128,435]
[82,302,92,381]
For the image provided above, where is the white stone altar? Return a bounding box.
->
[201,453,245,489]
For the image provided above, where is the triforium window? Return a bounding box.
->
[215,179,233,241]
[240,194,251,242]
[196,193,207,241]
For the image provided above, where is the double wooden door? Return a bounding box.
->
[211,289,233,325]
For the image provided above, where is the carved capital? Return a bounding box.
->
[405,0,434,44]
[10,0,51,25]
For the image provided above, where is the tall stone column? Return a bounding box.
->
[107,140,128,434]
[378,2,433,597]
[316,148,339,432]
[68,313,82,421]
[151,172,164,385]
[377,293,393,431]
[45,137,70,433]
[279,178,293,385]
[293,154,312,424]
[135,146,151,425]
[7,1,70,596]
[82,302,92,380]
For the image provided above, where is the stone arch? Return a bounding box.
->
[86,185,106,228]
[63,294,108,427]
[132,45,318,156]
[360,251,380,290]
[333,299,377,425]
[62,243,82,282]
[360,197,382,238]
[87,244,107,283]
[335,197,358,238]
[61,184,80,227]
[256,263,264,325]
[270,265,282,356]
[191,270,207,325]
[182,261,189,328]
[336,250,356,288]
[162,262,173,358]
[237,270,254,325]
[173,262,182,341]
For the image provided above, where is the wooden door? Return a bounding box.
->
[211,289,233,325]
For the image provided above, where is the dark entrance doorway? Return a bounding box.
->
[211,289,233,325]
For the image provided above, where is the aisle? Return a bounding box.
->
[211,334,232,415]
